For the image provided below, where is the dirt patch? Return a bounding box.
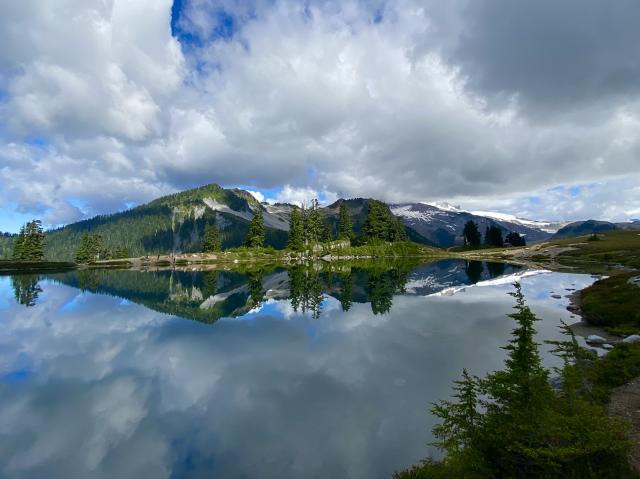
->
[607,376,640,471]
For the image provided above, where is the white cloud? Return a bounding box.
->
[0,0,638,226]
[245,190,265,203]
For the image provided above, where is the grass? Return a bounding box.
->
[589,342,640,404]
[551,230,640,272]
[580,272,640,335]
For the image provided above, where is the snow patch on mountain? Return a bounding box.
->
[470,211,566,233]
[203,198,253,222]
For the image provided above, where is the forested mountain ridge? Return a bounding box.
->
[43,184,289,261]
[30,184,425,261]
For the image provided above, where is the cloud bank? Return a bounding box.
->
[0,0,639,228]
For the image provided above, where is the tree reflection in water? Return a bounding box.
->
[37,259,520,322]
[11,274,42,307]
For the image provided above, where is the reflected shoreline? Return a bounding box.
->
[10,259,524,322]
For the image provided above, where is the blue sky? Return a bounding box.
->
[0,0,639,232]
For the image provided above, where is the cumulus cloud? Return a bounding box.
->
[0,0,638,226]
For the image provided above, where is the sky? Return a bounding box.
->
[1,0,639,232]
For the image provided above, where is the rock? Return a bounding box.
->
[623,335,640,344]
[586,334,607,345]
[551,294,562,299]
[602,344,615,350]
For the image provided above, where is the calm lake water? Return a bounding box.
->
[0,260,598,479]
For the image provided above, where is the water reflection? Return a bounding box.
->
[10,274,42,307]
[0,261,597,479]
[30,260,523,323]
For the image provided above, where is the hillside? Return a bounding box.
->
[44,184,289,261]
[552,219,619,239]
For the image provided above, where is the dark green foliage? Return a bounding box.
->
[287,207,304,250]
[75,233,109,263]
[247,269,265,306]
[362,200,407,243]
[304,199,325,244]
[11,274,42,307]
[322,220,334,242]
[589,343,640,403]
[398,284,637,478]
[462,221,481,247]
[588,233,602,241]
[337,200,354,240]
[506,231,526,246]
[202,223,222,252]
[580,273,640,334]
[289,266,324,319]
[41,184,288,261]
[484,225,504,247]
[0,232,15,259]
[245,210,265,248]
[112,246,130,259]
[12,220,45,261]
[338,272,354,312]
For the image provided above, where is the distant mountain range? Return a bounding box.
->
[1,183,638,260]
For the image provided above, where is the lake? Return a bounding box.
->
[0,260,598,479]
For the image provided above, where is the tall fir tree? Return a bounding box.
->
[75,233,108,263]
[462,220,481,247]
[202,223,221,252]
[304,199,324,244]
[12,220,45,261]
[287,206,304,250]
[485,225,504,247]
[245,209,265,248]
[362,200,404,243]
[337,201,354,240]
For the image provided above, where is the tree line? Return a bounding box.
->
[10,198,409,263]
[462,220,526,248]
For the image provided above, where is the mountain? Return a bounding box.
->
[390,203,560,247]
[43,184,290,261]
[552,220,619,239]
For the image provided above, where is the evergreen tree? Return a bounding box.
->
[485,225,504,247]
[112,247,130,259]
[337,201,354,240]
[75,233,108,263]
[362,200,405,243]
[322,220,333,243]
[202,223,221,252]
[398,283,635,478]
[506,231,526,247]
[462,220,481,247]
[304,199,324,244]
[245,210,265,248]
[12,220,45,261]
[287,207,304,250]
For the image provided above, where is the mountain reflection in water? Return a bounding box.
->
[14,260,525,322]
